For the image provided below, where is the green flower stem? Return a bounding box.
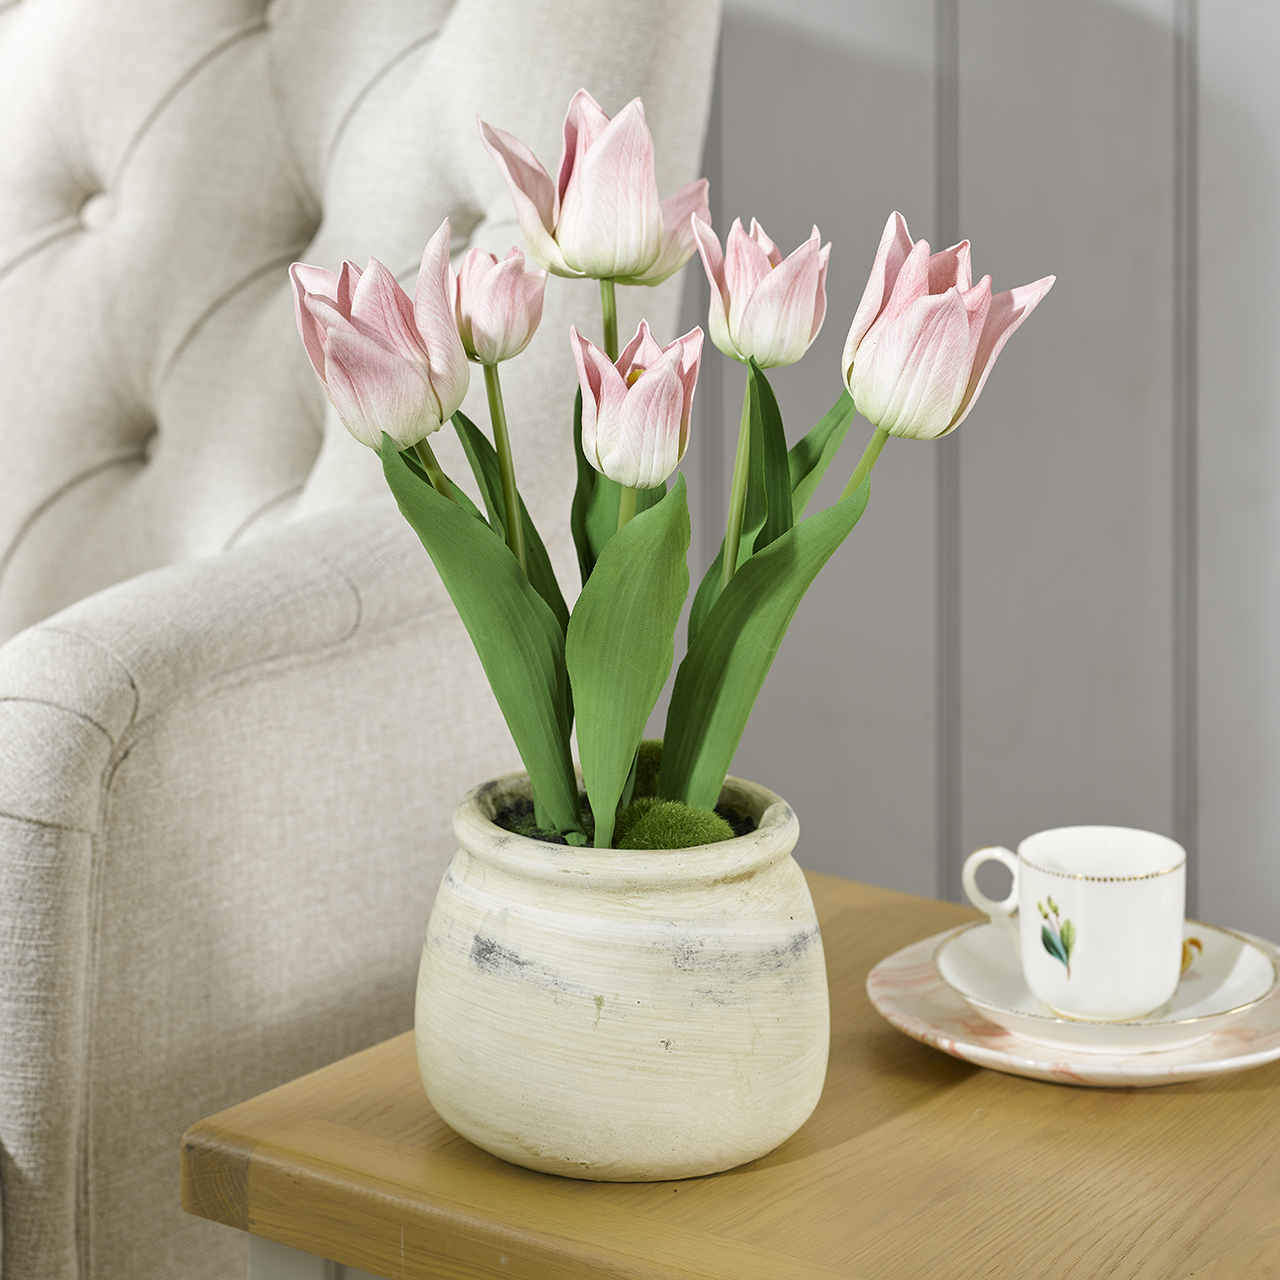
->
[483,362,526,574]
[719,380,753,593]
[413,437,457,503]
[616,484,638,533]
[840,425,890,501]
[600,279,619,361]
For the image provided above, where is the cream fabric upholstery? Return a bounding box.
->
[0,2,721,1276]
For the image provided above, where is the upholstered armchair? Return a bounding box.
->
[0,3,721,1277]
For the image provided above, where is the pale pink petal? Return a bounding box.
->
[623,178,710,285]
[413,221,471,419]
[957,275,993,395]
[334,260,361,314]
[290,263,337,380]
[291,262,339,304]
[734,232,823,368]
[692,216,735,359]
[350,258,427,362]
[557,88,612,212]
[454,248,500,357]
[811,240,831,342]
[724,218,777,347]
[468,251,544,363]
[571,326,629,472]
[850,288,973,438]
[880,237,932,324]
[458,246,499,298]
[671,326,704,458]
[843,211,916,361]
[479,118,576,276]
[610,349,684,488]
[323,329,439,450]
[928,240,972,295]
[556,98,661,278]
[300,293,360,344]
[747,217,783,267]
[951,274,1055,427]
[617,318,666,377]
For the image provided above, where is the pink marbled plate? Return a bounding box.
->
[866,926,1280,1086]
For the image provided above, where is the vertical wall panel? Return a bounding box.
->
[1199,2,1280,937]
[714,0,939,893]
[956,2,1176,869]
[704,0,1280,936]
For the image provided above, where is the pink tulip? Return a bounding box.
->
[692,217,830,368]
[842,211,1055,439]
[450,246,547,364]
[479,89,710,285]
[290,220,469,450]
[570,321,703,489]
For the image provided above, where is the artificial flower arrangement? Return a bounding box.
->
[291,89,1053,851]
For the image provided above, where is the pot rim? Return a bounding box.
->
[452,771,800,889]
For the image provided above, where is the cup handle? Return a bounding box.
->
[962,846,1020,919]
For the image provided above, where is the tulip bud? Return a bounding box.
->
[450,246,547,364]
[479,89,709,285]
[291,220,470,449]
[570,321,703,489]
[841,211,1055,439]
[692,216,830,368]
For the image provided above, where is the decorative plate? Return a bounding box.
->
[867,923,1280,1086]
[935,920,1277,1053]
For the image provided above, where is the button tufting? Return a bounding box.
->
[79,193,114,230]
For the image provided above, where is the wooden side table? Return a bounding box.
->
[181,873,1280,1279]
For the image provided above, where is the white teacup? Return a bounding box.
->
[962,826,1186,1021]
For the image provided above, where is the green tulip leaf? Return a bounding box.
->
[749,358,793,556]
[566,475,691,849]
[451,410,569,634]
[399,445,488,524]
[686,368,774,648]
[688,375,854,648]
[686,542,726,651]
[1060,918,1076,960]
[789,389,857,520]
[660,476,871,810]
[382,434,583,838]
[569,389,665,586]
[1041,926,1069,969]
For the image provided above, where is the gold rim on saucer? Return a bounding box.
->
[932,919,1279,1029]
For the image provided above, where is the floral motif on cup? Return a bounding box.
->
[1039,897,1076,977]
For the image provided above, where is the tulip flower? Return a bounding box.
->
[693,216,830,368]
[450,246,547,364]
[841,211,1055,440]
[479,89,709,286]
[291,220,469,450]
[570,321,703,496]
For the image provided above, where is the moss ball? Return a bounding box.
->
[613,796,735,850]
[632,739,664,799]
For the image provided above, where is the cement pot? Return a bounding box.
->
[414,771,829,1181]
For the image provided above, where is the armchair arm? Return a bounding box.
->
[0,496,516,1280]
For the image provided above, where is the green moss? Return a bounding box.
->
[613,796,735,850]
[632,738,664,799]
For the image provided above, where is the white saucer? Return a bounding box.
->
[867,923,1280,1087]
[935,920,1277,1054]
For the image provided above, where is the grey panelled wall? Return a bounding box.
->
[1199,1,1280,937]
[691,0,1280,939]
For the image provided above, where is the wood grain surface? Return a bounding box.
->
[181,874,1280,1279]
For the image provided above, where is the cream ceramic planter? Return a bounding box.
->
[414,771,830,1181]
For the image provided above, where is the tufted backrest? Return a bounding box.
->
[0,5,720,1277]
[0,0,720,641]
